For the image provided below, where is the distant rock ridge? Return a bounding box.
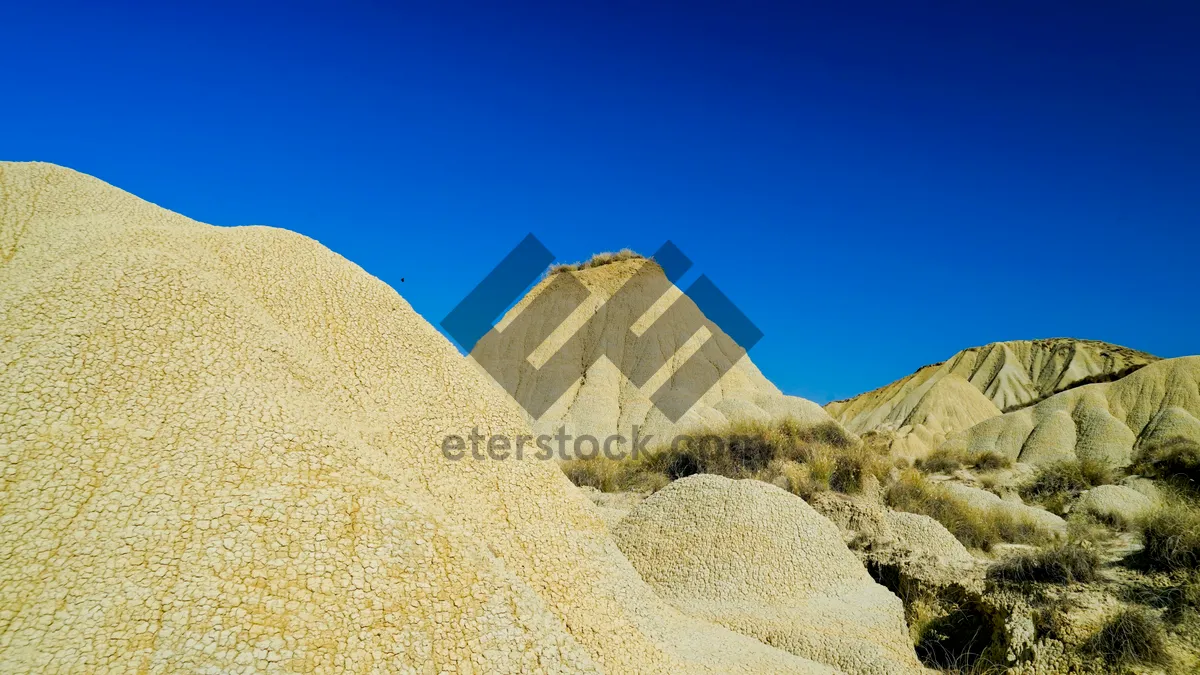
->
[947,355,1200,468]
[825,339,1158,459]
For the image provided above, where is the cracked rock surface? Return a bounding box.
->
[612,475,927,675]
[0,162,840,673]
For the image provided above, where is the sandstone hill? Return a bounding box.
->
[0,162,846,673]
[611,475,925,675]
[946,355,1200,467]
[825,339,1158,458]
[470,253,836,443]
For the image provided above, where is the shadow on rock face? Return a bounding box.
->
[914,599,998,671]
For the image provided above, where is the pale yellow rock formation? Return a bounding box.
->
[826,339,1158,459]
[938,483,1067,537]
[883,511,977,570]
[949,356,1200,468]
[808,492,979,582]
[1071,485,1157,525]
[0,162,838,673]
[611,475,925,675]
[471,256,835,444]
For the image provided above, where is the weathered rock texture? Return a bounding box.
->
[807,492,984,634]
[0,162,836,673]
[826,339,1158,459]
[938,483,1067,537]
[471,256,835,443]
[1071,485,1157,526]
[611,475,925,675]
[947,356,1200,468]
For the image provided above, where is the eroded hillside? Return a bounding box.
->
[826,339,1158,458]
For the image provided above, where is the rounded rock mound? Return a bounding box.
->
[612,474,926,675]
[954,356,1200,468]
[940,482,1067,537]
[1072,484,1158,526]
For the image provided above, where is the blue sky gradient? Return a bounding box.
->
[2,1,1197,403]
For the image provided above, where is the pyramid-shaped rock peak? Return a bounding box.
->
[471,254,836,442]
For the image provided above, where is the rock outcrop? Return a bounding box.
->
[1071,485,1158,526]
[939,483,1067,537]
[0,162,835,673]
[826,339,1158,459]
[471,254,836,443]
[612,475,925,675]
[947,356,1200,468]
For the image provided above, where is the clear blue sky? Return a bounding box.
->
[3,1,1197,403]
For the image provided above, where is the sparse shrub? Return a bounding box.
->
[1136,437,1200,497]
[1065,512,1119,545]
[1139,504,1200,573]
[768,459,829,499]
[973,451,1012,472]
[988,542,1101,584]
[1085,609,1170,668]
[1020,458,1115,514]
[990,513,1051,548]
[918,449,965,474]
[777,417,858,449]
[886,470,1050,550]
[1026,458,1116,495]
[560,457,666,493]
[826,442,888,493]
[918,448,1013,474]
[560,457,617,490]
[636,418,885,498]
[913,600,997,672]
[860,430,893,454]
[561,418,881,499]
[548,249,647,274]
[1032,596,1076,641]
[977,474,1001,495]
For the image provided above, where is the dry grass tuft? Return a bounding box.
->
[918,447,1012,474]
[559,456,669,493]
[1135,437,1200,497]
[1020,458,1115,514]
[988,542,1101,584]
[1139,502,1200,573]
[640,419,887,497]
[558,418,890,501]
[1085,609,1170,668]
[886,470,1050,551]
[548,249,647,274]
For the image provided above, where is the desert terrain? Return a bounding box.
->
[3,162,1199,673]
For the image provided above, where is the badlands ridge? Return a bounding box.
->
[3,162,1199,674]
[826,339,1162,460]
